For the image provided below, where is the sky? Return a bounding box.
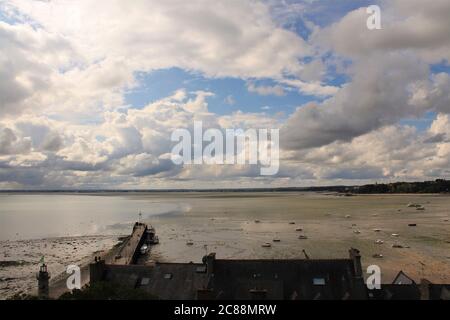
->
[0,0,449,189]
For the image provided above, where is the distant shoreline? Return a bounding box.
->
[0,188,342,193]
[0,179,449,194]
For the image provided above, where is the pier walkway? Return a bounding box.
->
[112,222,147,265]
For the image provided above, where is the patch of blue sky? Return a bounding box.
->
[327,72,350,88]
[431,62,450,75]
[95,135,106,142]
[300,0,379,27]
[125,68,320,116]
[0,4,16,24]
[298,53,352,87]
[286,15,313,40]
[0,3,34,27]
[399,111,437,132]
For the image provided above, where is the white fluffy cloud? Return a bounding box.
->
[282,0,450,150]
[4,0,312,77]
[247,82,285,96]
[315,1,450,63]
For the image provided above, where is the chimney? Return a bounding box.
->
[348,248,367,299]
[419,279,431,300]
[205,252,216,275]
[349,248,362,278]
[89,257,106,284]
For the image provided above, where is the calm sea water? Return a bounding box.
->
[0,194,189,241]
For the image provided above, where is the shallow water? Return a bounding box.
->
[0,194,190,241]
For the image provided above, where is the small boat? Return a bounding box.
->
[392,244,403,248]
[408,224,417,227]
[289,222,296,225]
[298,235,308,240]
[416,207,425,211]
[273,239,281,242]
[353,230,361,234]
[345,215,351,219]
[151,235,159,244]
[373,229,381,232]
[186,241,194,246]
[375,239,384,244]
[372,254,383,259]
[262,243,272,248]
[140,244,148,255]
[254,220,261,223]
[391,233,399,237]
[145,226,159,245]
[295,228,303,232]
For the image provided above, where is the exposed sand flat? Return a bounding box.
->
[143,192,450,283]
[0,236,119,299]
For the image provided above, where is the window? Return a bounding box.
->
[313,278,326,285]
[196,265,207,273]
[164,273,173,279]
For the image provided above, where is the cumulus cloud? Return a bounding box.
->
[282,53,431,149]
[0,21,74,116]
[4,0,311,77]
[282,0,450,150]
[0,89,285,187]
[0,127,31,155]
[247,82,285,96]
[279,78,339,97]
[314,1,450,63]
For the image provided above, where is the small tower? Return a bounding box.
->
[36,263,51,299]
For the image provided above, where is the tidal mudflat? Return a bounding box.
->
[144,192,450,284]
[1,192,449,299]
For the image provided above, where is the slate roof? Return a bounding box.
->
[207,259,362,300]
[429,285,450,300]
[368,284,421,300]
[102,263,209,300]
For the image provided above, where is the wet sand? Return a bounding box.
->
[143,192,450,283]
[48,236,128,299]
[0,236,120,299]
